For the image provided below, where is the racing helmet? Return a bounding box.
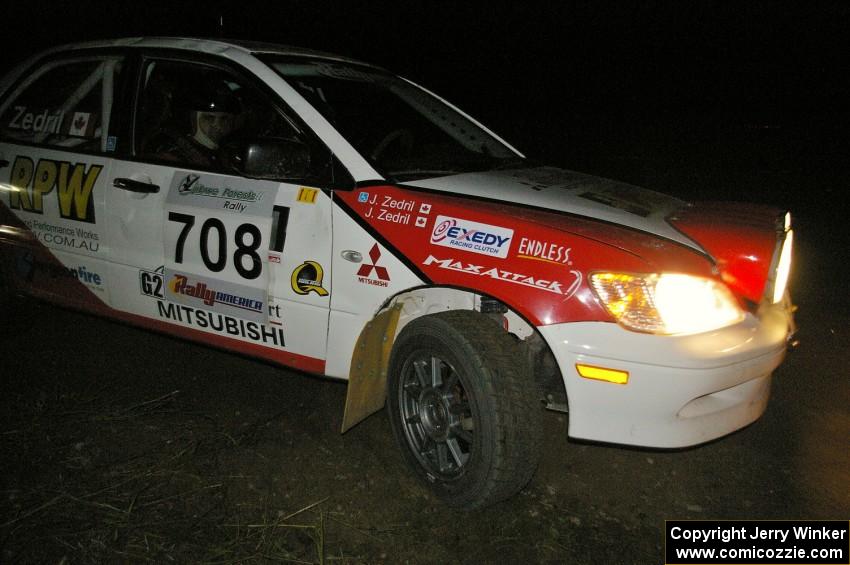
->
[190,83,242,149]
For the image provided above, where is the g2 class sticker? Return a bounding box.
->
[430,215,513,258]
[139,266,165,299]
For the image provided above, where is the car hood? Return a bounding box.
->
[404,166,703,253]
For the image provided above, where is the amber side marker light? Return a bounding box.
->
[576,364,629,385]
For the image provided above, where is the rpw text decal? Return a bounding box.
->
[8,156,101,223]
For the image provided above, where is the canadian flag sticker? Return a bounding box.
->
[69,112,91,136]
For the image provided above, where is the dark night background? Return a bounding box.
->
[1,2,848,562]
[3,0,850,224]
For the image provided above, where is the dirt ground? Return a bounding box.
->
[1,172,848,563]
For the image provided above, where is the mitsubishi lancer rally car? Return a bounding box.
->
[0,38,796,509]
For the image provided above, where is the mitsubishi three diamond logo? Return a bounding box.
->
[356,244,390,287]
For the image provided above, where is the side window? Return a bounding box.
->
[136,59,326,180]
[0,57,123,153]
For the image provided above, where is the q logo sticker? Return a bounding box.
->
[291,261,329,296]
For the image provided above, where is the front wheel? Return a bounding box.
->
[387,310,541,509]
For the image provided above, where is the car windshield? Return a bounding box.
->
[267,58,522,181]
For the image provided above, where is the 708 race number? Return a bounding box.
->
[168,212,262,280]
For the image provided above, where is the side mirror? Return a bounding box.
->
[235,138,311,180]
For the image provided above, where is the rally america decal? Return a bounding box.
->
[163,268,267,323]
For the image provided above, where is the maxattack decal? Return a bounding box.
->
[423,255,582,299]
[430,215,514,258]
[7,156,101,223]
[291,261,329,296]
[516,237,572,265]
[357,244,390,287]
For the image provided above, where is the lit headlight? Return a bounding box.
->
[772,229,793,304]
[590,273,744,335]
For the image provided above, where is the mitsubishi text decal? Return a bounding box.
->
[430,215,513,258]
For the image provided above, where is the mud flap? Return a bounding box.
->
[341,304,402,433]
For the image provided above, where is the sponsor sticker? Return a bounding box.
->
[430,215,514,258]
[297,187,318,204]
[166,172,277,216]
[423,254,582,299]
[14,249,103,289]
[291,261,329,296]
[356,244,390,287]
[516,237,572,265]
[156,301,286,348]
[139,266,165,298]
[163,269,268,323]
[20,218,101,252]
[8,156,102,223]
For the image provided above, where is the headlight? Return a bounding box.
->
[771,228,793,304]
[590,272,744,335]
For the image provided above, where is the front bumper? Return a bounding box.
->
[538,299,793,448]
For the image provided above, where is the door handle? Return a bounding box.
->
[113,177,159,193]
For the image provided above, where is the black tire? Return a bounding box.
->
[387,310,542,509]
[0,261,12,316]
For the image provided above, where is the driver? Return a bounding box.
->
[154,83,242,169]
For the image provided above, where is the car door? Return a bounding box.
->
[104,54,336,372]
[0,52,126,312]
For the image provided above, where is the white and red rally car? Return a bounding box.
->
[0,38,796,509]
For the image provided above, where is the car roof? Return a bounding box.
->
[39,37,382,69]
